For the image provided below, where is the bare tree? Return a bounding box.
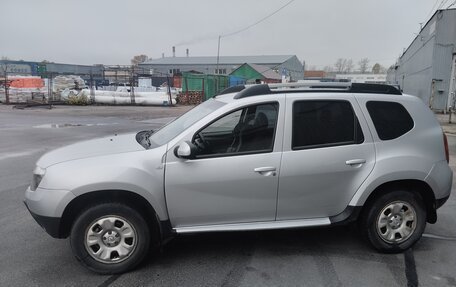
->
[131,54,149,66]
[334,58,354,73]
[345,59,354,73]
[334,58,346,73]
[358,58,370,73]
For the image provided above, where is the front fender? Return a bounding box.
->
[39,146,169,220]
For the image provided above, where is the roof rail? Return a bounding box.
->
[233,82,401,99]
[267,82,352,89]
[216,85,246,96]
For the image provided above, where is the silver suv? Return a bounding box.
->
[24,83,452,274]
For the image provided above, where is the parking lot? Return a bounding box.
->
[1,104,456,287]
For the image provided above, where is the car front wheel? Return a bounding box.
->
[70,203,150,274]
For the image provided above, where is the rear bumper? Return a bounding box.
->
[425,160,453,201]
[24,201,62,238]
[436,195,450,210]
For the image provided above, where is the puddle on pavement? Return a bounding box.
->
[33,123,118,129]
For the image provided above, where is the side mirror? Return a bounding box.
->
[174,141,197,159]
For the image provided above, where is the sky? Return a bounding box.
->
[0,0,448,69]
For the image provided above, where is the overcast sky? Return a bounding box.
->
[0,0,444,69]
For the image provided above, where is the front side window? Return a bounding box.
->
[292,100,364,150]
[194,103,279,157]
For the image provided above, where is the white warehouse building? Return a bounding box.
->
[335,73,386,83]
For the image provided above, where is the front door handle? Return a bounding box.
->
[254,166,277,176]
[345,159,366,166]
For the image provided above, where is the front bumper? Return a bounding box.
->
[24,186,75,238]
[24,201,62,238]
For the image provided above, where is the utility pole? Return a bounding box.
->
[47,72,52,108]
[130,66,135,105]
[48,72,53,102]
[166,75,173,106]
[90,72,95,103]
[216,35,221,93]
[1,63,9,104]
[4,69,9,105]
[216,35,221,75]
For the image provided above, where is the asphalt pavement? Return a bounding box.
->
[0,104,455,287]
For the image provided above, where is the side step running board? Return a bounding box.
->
[174,218,331,234]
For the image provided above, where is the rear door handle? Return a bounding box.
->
[254,166,277,176]
[345,159,366,166]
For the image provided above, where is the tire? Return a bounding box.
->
[70,203,150,274]
[360,190,426,253]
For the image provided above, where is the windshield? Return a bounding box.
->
[148,99,225,147]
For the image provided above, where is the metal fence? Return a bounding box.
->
[0,63,176,106]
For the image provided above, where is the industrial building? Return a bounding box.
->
[140,54,304,81]
[0,60,104,83]
[388,8,456,111]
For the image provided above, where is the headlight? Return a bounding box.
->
[31,166,46,191]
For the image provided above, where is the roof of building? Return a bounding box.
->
[246,63,282,80]
[141,55,295,65]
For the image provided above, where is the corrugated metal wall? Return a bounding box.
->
[432,9,456,109]
[393,9,456,110]
[395,14,436,106]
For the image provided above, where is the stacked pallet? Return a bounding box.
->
[177,91,203,105]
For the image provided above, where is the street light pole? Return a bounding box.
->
[216,35,221,75]
[216,35,221,92]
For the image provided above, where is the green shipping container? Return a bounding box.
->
[181,72,229,100]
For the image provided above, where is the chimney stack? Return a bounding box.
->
[186,48,189,57]
[162,53,164,58]
[172,46,176,57]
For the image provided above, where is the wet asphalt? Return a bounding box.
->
[0,105,455,287]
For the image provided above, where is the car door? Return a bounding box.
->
[277,94,376,220]
[165,99,284,227]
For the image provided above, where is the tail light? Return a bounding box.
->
[443,132,449,163]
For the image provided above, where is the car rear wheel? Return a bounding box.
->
[70,203,150,274]
[361,190,426,253]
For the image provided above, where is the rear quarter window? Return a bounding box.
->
[366,101,414,140]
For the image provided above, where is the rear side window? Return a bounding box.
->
[292,100,364,150]
[366,101,414,140]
